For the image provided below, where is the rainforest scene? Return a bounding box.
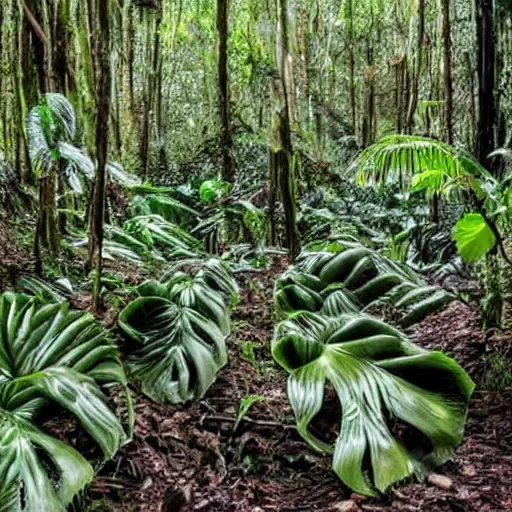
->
[0,0,511,511]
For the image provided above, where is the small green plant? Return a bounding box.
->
[235,395,266,429]
[199,179,230,203]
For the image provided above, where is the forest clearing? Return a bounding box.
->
[0,0,511,511]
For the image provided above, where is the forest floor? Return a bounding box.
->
[75,259,511,512]
[2,217,510,512]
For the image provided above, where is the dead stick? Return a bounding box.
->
[202,414,296,430]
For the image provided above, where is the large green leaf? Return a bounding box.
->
[119,264,235,404]
[0,292,130,511]
[124,214,204,258]
[273,312,474,496]
[452,213,496,262]
[276,244,454,326]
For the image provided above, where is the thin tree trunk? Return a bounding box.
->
[441,0,453,144]
[140,13,153,179]
[464,51,477,153]
[347,0,357,135]
[406,0,425,132]
[88,0,111,311]
[476,0,496,168]
[127,5,136,114]
[217,0,234,182]
[277,0,299,259]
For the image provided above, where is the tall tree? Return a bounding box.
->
[441,0,453,144]
[476,0,495,167]
[87,0,111,311]
[347,0,357,135]
[406,0,426,132]
[217,0,234,182]
[276,0,299,258]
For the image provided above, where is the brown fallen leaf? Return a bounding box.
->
[330,500,359,512]
[462,465,477,477]
[428,473,453,490]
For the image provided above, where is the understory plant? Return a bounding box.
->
[353,134,510,265]
[353,134,512,327]
[119,259,238,404]
[0,292,131,511]
[272,311,474,496]
[276,238,454,327]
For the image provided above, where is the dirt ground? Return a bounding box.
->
[78,265,512,512]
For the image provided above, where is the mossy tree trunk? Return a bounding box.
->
[87,0,111,311]
[275,0,299,259]
[217,0,234,183]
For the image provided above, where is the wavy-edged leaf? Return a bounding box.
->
[0,292,130,511]
[119,297,228,404]
[273,312,474,496]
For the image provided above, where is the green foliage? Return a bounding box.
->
[235,395,266,429]
[453,214,496,263]
[482,353,512,391]
[276,241,455,327]
[0,292,130,511]
[350,134,512,269]
[119,259,237,404]
[129,186,198,226]
[354,135,491,193]
[273,311,474,496]
[199,180,230,203]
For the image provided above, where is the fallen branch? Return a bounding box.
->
[202,414,296,430]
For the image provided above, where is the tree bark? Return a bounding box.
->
[277,0,299,259]
[347,0,357,135]
[217,0,234,182]
[441,0,453,145]
[87,0,111,311]
[406,0,425,132]
[476,0,496,168]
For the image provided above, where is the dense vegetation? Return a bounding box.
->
[0,0,511,510]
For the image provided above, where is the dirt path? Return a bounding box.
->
[87,268,512,512]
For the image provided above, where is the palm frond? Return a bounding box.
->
[353,135,492,193]
[107,162,141,188]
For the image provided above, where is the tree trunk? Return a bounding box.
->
[363,43,376,147]
[277,0,299,259]
[140,12,153,179]
[217,0,234,182]
[87,0,111,311]
[406,0,425,132]
[347,0,357,135]
[441,0,453,144]
[476,0,496,168]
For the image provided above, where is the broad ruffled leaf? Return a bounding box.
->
[277,244,454,326]
[119,263,236,405]
[119,297,228,404]
[273,312,474,496]
[0,292,130,511]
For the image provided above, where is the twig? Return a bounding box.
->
[202,414,296,430]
